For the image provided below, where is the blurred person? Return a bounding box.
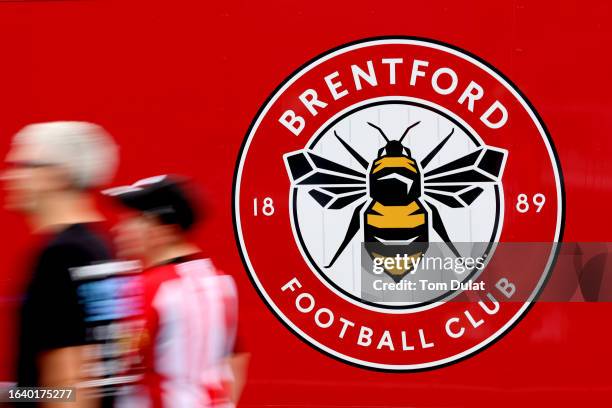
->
[2,121,119,405]
[105,175,248,408]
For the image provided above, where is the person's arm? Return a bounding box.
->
[228,352,250,404]
[38,346,83,386]
[38,346,98,408]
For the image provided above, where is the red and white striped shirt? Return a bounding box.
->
[119,256,239,408]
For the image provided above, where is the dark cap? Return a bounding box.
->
[104,175,198,231]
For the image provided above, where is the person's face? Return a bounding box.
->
[113,213,174,262]
[2,141,64,213]
[114,213,152,260]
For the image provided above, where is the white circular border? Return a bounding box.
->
[234,38,563,370]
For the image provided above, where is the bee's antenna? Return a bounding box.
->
[367,122,390,143]
[399,121,421,143]
[420,128,455,169]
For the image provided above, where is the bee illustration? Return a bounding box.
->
[284,121,506,281]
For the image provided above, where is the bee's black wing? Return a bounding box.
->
[285,150,368,210]
[422,146,507,208]
[420,139,507,257]
[285,149,369,268]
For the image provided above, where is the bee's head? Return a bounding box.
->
[367,121,420,159]
[383,140,409,157]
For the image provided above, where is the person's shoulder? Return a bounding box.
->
[50,223,107,247]
[177,258,238,290]
[146,256,232,282]
[39,224,111,266]
[144,263,180,285]
[176,257,219,276]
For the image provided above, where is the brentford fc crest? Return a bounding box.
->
[233,37,564,371]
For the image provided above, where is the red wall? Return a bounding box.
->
[0,0,610,406]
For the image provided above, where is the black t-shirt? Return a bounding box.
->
[16,223,112,387]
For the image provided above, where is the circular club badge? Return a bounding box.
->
[233,37,564,371]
